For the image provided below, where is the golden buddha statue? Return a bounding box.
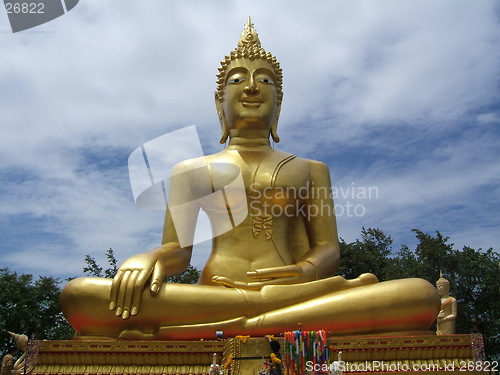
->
[436,272,457,335]
[61,18,440,340]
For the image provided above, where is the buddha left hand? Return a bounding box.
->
[212,261,316,290]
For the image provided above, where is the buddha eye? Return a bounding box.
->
[257,77,274,84]
[227,77,245,84]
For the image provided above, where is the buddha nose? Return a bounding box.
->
[244,76,260,95]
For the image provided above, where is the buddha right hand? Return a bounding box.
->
[109,252,165,319]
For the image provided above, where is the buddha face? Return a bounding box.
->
[436,281,449,297]
[217,58,280,132]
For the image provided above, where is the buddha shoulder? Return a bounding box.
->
[170,156,208,175]
[281,155,331,180]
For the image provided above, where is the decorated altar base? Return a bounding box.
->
[224,334,488,374]
[326,334,487,375]
[30,340,225,375]
[30,334,488,375]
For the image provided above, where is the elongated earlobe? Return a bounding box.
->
[271,106,281,143]
[271,123,280,143]
[215,93,229,144]
[219,115,229,144]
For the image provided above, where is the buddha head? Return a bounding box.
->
[215,17,283,144]
[436,272,450,297]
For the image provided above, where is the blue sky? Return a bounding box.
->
[0,0,499,279]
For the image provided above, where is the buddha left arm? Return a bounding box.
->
[213,161,340,290]
[296,160,340,277]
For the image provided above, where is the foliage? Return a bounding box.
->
[165,265,201,284]
[0,268,74,357]
[452,246,500,359]
[83,248,118,278]
[338,227,392,280]
[338,228,500,361]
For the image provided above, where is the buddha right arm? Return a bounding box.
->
[109,161,200,320]
[109,242,192,319]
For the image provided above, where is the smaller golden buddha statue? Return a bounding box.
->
[1,350,15,375]
[436,272,457,335]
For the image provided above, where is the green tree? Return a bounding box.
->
[385,230,457,282]
[338,227,392,280]
[83,248,118,278]
[413,229,457,282]
[385,244,418,280]
[0,268,73,357]
[452,246,499,360]
[165,264,200,284]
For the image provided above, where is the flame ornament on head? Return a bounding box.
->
[238,16,260,46]
[216,17,283,104]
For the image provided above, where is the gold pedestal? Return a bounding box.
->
[327,334,486,374]
[224,334,486,375]
[30,340,224,374]
[30,334,486,375]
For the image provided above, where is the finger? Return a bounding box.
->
[130,269,150,316]
[212,276,270,291]
[212,276,239,288]
[115,271,131,317]
[150,260,165,294]
[109,271,124,310]
[122,270,140,319]
[244,277,297,289]
[247,265,301,279]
